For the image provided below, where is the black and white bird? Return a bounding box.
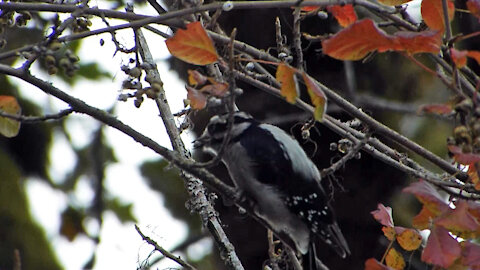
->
[194,112,350,269]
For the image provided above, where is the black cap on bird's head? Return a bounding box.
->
[193,111,255,151]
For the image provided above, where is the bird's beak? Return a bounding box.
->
[193,133,211,149]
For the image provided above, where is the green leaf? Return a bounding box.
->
[106,198,137,223]
[75,62,111,81]
[141,159,202,234]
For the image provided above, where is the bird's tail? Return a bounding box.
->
[326,222,350,258]
[302,242,319,270]
[302,242,331,270]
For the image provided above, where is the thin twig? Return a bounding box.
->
[321,135,368,178]
[135,225,197,270]
[292,7,303,70]
[267,230,281,270]
[146,233,208,267]
[285,246,304,270]
[0,108,74,123]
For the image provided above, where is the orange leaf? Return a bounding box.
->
[396,228,422,251]
[448,145,480,165]
[418,103,453,115]
[365,258,393,270]
[435,200,480,239]
[322,19,390,60]
[421,225,461,268]
[467,50,480,65]
[166,22,218,65]
[403,180,449,215]
[322,19,441,61]
[371,203,394,227]
[385,248,405,270]
[0,95,21,138]
[186,86,207,110]
[301,6,320,11]
[276,64,298,103]
[302,73,327,121]
[391,30,442,55]
[188,69,208,86]
[421,0,455,32]
[461,241,480,267]
[467,0,480,19]
[467,162,480,190]
[326,5,357,27]
[451,48,468,68]
[412,206,436,229]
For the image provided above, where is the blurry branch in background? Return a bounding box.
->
[135,225,197,270]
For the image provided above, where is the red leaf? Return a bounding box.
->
[276,64,298,104]
[435,200,480,239]
[421,0,455,32]
[403,180,449,215]
[371,203,394,227]
[200,80,229,97]
[322,19,441,61]
[302,73,327,121]
[326,5,357,27]
[467,0,480,19]
[418,103,453,115]
[448,145,480,165]
[451,48,469,68]
[462,241,480,267]
[166,22,218,65]
[0,95,21,138]
[365,258,393,270]
[421,225,461,268]
[186,86,207,110]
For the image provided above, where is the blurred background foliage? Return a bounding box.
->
[0,0,478,269]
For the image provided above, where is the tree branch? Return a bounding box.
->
[135,225,197,270]
[134,28,245,269]
[0,108,73,123]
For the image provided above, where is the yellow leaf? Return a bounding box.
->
[0,95,21,138]
[396,228,422,251]
[385,248,405,270]
[382,226,396,241]
[377,0,412,5]
[302,73,327,121]
[166,22,218,65]
[276,64,298,103]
